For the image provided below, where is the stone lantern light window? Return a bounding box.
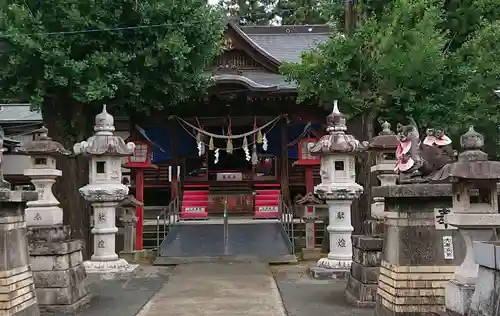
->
[96,161,106,174]
[334,161,344,170]
[35,157,47,165]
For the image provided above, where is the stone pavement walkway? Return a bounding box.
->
[138,262,287,316]
[273,264,375,316]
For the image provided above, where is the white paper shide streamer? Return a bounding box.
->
[243,136,250,161]
[214,148,220,164]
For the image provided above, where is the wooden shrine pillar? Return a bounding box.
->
[280,119,290,203]
[170,120,179,198]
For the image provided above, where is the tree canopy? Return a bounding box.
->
[281,0,500,143]
[217,0,276,25]
[0,0,224,112]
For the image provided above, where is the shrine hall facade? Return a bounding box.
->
[125,23,332,222]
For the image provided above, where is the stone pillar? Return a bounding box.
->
[0,128,40,315]
[74,105,136,273]
[374,183,463,315]
[308,100,364,279]
[428,126,500,316]
[15,126,91,313]
[346,121,399,307]
[0,190,41,316]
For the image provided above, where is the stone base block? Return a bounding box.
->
[29,237,89,312]
[301,248,322,261]
[309,267,349,280]
[468,265,500,316]
[350,261,380,284]
[83,259,138,274]
[352,236,382,267]
[345,258,380,307]
[345,275,377,308]
[27,225,71,243]
[38,292,92,314]
[352,235,383,252]
[363,220,384,238]
[376,260,455,315]
[0,268,40,316]
[445,279,475,316]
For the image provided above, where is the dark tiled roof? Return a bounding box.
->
[0,104,42,122]
[241,25,330,63]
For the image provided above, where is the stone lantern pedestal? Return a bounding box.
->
[15,126,90,313]
[0,129,40,315]
[308,101,365,279]
[346,122,399,307]
[429,126,500,316]
[74,105,137,273]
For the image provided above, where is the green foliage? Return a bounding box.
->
[275,0,327,25]
[0,0,225,112]
[218,0,275,25]
[443,0,500,51]
[282,0,450,125]
[281,0,500,141]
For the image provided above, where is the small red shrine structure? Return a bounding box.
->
[123,125,161,250]
[292,125,321,195]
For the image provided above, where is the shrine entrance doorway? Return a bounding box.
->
[180,120,281,220]
[207,146,255,218]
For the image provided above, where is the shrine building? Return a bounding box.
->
[2,23,340,257]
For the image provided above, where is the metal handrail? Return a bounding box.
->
[279,196,295,254]
[156,196,180,250]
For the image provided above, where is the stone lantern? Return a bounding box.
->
[367,121,399,219]
[429,126,500,316]
[15,126,90,312]
[309,100,365,277]
[74,105,136,273]
[17,126,72,226]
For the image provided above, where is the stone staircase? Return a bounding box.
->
[141,204,327,251]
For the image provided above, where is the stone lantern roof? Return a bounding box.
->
[429,126,500,181]
[73,105,135,156]
[14,126,71,156]
[310,100,366,155]
[117,195,143,208]
[295,192,325,205]
[368,122,399,150]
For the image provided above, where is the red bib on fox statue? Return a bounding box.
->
[395,121,454,183]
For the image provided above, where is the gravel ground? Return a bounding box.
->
[272,263,376,316]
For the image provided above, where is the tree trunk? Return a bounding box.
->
[42,97,93,259]
[357,108,378,232]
